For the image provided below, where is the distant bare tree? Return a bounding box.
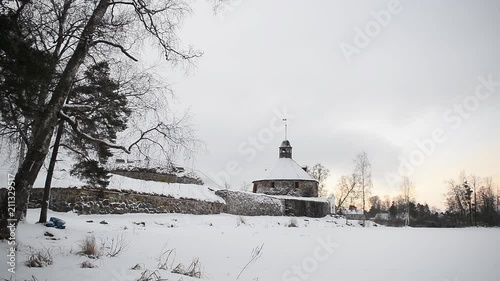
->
[445,179,466,219]
[240,181,251,192]
[478,177,497,225]
[468,174,481,226]
[445,171,474,226]
[354,151,372,226]
[308,163,330,197]
[382,195,391,212]
[335,174,358,213]
[400,176,414,226]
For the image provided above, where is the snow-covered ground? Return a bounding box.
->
[2,209,499,281]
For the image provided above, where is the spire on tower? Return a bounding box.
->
[283,118,288,140]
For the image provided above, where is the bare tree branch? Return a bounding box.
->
[60,110,130,153]
[91,39,138,61]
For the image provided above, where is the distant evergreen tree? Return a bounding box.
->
[389,202,398,218]
[464,181,473,225]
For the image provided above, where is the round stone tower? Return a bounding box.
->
[252,139,318,197]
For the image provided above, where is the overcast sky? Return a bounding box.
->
[2,0,497,210]
[151,0,500,209]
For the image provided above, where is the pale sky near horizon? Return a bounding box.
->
[1,0,499,210]
[158,0,500,209]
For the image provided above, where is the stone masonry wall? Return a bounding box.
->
[215,190,284,216]
[254,180,318,197]
[28,188,224,215]
[282,198,330,218]
[216,190,330,218]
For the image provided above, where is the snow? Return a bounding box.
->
[107,175,224,203]
[28,172,224,204]
[254,158,317,182]
[2,209,499,281]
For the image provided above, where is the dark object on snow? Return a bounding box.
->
[133,221,145,227]
[86,220,94,223]
[44,231,54,237]
[131,264,143,270]
[100,220,108,225]
[46,217,66,229]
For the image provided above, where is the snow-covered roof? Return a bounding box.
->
[254,157,317,182]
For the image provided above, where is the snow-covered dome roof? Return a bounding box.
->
[254,157,317,182]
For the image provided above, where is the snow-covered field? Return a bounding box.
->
[1,209,499,281]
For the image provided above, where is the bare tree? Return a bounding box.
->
[468,174,481,226]
[334,174,358,213]
[354,151,372,226]
[445,179,466,217]
[497,183,500,213]
[240,181,251,192]
[0,0,205,239]
[445,171,474,226]
[478,177,497,225]
[382,195,391,212]
[400,176,414,226]
[308,163,330,197]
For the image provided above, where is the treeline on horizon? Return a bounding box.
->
[339,173,500,228]
[322,152,499,228]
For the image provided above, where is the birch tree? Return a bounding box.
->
[400,176,414,226]
[354,151,372,226]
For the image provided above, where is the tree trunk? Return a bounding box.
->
[469,201,473,226]
[474,189,477,226]
[362,178,366,227]
[18,137,25,170]
[0,0,111,240]
[38,122,64,224]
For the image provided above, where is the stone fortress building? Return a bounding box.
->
[252,139,319,197]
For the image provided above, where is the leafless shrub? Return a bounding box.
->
[287,218,298,227]
[172,258,203,279]
[80,260,98,268]
[157,248,176,270]
[0,274,39,281]
[23,276,41,281]
[77,235,100,258]
[25,246,53,268]
[237,244,264,279]
[103,234,130,257]
[137,270,165,281]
